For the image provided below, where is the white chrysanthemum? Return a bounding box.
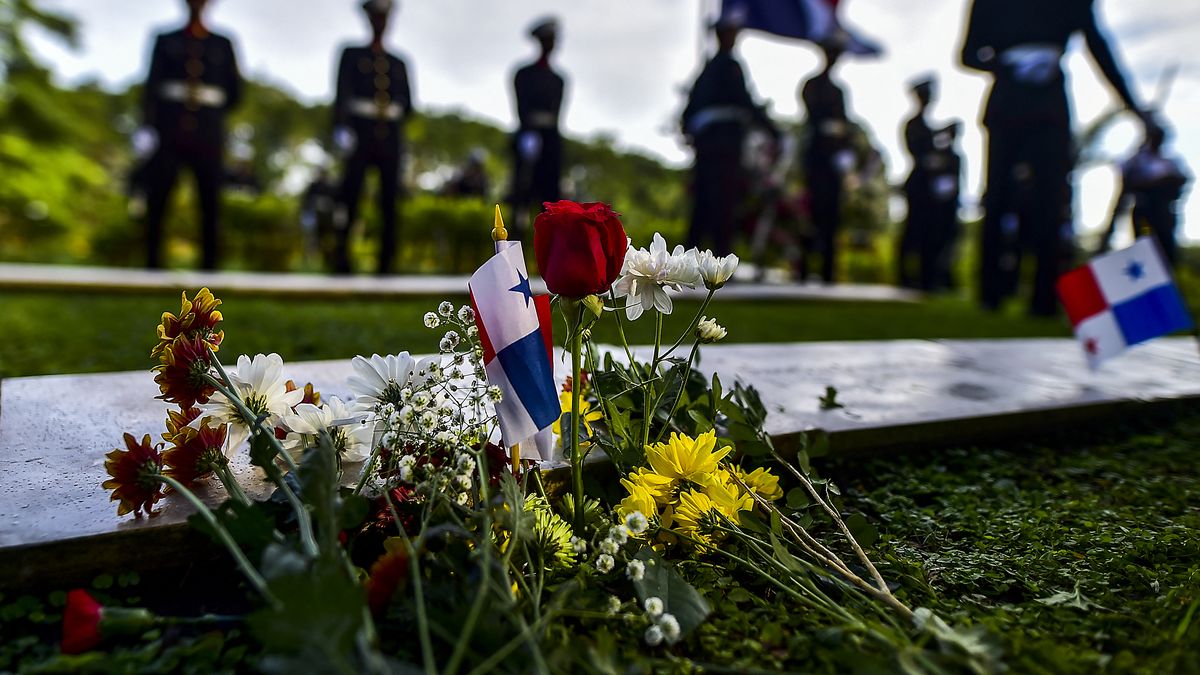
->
[644,625,664,647]
[457,305,475,323]
[696,250,739,290]
[423,312,440,329]
[626,559,645,581]
[438,301,455,317]
[612,233,702,320]
[596,554,615,574]
[658,613,681,643]
[643,596,664,618]
[696,316,727,343]
[348,353,418,412]
[280,396,372,462]
[599,538,619,555]
[625,511,649,535]
[199,353,303,452]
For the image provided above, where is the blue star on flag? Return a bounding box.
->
[509,270,533,307]
[1124,260,1144,281]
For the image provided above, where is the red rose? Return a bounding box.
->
[61,590,104,654]
[534,201,627,297]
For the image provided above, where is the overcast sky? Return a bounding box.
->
[26,0,1200,243]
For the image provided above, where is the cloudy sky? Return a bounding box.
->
[26,0,1200,243]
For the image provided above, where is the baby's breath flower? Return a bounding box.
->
[438,301,454,317]
[487,386,503,403]
[644,625,664,647]
[452,473,472,491]
[398,463,414,481]
[412,392,431,409]
[609,524,630,545]
[625,511,649,535]
[439,336,455,353]
[434,430,455,446]
[457,305,475,323]
[596,554,615,574]
[658,613,681,643]
[399,406,416,425]
[420,410,438,431]
[424,312,441,329]
[455,492,469,506]
[399,387,413,402]
[599,538,619,556]
[467,325,479,339]
[444,331,461,348]
[626,559,645,581]
[570,536,587,554]
[605,595,622,615]
[643,597,664,618]
[456,454,476,472]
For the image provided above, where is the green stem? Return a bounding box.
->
[353,440,384,495]
[159,475,278,607]
[570,317,586,534]
[464,609,558,675]
[661,289,716,360]
[262,461,320,559]
[214,462,250,506]
[653,341,701,445]
[382,491,437,675]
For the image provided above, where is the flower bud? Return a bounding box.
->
[695,316,727,343]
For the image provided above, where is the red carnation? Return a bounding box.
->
[534,201,627,297]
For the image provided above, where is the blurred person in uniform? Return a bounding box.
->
[800,40,853,283]
[443,148,491,198]
[929,122,964,290]
[1096,119,1190,265]
[140,0,242,270]
[333,0,413,275]
[300,166,340,267]
[681,8,779,257]
[961,0,1154,315]
[509,17,565,240]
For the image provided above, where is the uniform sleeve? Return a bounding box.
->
[959,0,998,72]
[333,49,351,129]
[731,60,777,136]
[513,67,529,127]
[223,37,243,111]
[680,65,707,132]
[142,35,164,126]
[399,58,414,120]
[1082,5,1140,112]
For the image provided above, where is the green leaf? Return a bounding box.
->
[786,488,810,510]
[247,563,367,672]
[844,513,879,548]
[632,548,712,636]
[687,409,713,433]
[768,531,806,574]
[188,498,277,561]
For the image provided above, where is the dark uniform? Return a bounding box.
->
[333,41,412,274]
[962,0,1143,315]
[510,49,565,235]
[682,50,776,256]
[142,25,241,269]
[1098,140,1191,265]
[800,69,850,283]
[898,108,936,289]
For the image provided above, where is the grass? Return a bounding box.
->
[0,289,1068,378]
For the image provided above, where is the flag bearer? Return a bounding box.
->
[333,0,413,275]
[800,40,853,283]
[509,17,566,241]
[961,0,1154,315]
[141,0,242,270]
[682,8,779,257]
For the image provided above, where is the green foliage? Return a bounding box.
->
[631,549,712,636]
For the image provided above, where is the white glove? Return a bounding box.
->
[932,175,957,200]
[132,127,159,159]
[334,126,357,154]
[834,150,856,175]
[1002,45,1062,85]
[518,131,542,161]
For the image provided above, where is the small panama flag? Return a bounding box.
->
[1056,236,1194,369]
[468,210,558,461]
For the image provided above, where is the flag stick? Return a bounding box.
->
[491,204,521,473]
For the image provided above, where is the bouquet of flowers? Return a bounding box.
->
[76,202,999,673]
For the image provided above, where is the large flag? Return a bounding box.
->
[721,0,882,56]
[469,240,559,459]
[1057,237,1194,369]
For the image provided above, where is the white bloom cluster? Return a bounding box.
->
[641,597,681,646]
[624,511,649,535]
[612,233,738,320]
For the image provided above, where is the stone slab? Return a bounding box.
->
[0,262,918,303]
[2,337,1198,586]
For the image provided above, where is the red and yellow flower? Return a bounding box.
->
[153,335,216,409]
[163,405,202,443]
[103,433,164,517]
[284,380,321,406]
[163,423,229,488]
[151,288,224,360]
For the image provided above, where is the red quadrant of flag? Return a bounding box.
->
[1056,266,1107,327]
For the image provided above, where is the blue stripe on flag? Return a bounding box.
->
[496,330,559,430]
[1111,284,1195,346]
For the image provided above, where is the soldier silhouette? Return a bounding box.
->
[800,40,853,283]
[961,0,1154,315]
[682,9,778,257]
[333,0,413,275]
[509,17,566,240]
[140,0,242,270]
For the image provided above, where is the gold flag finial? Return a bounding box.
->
[492,204,508,242]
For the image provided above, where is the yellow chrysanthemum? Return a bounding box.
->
[624,467,676,505]
[618,480,659,522]
[552,392,604,446]
[645,430,732,484]
[671,490,733,549]
[702,472,754,515]
[733,466,784,501]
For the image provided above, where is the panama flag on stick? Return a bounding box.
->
[1057,237,1194,369]
[469,209,558,460]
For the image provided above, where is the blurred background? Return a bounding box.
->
[0,0,1195,279]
